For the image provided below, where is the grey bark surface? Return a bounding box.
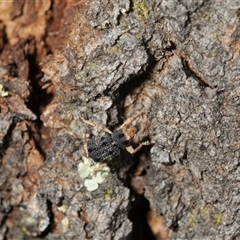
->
[0,0,240,239]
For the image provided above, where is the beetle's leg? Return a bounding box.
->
[92,163,107,173]
[125,140,151,154]
[126,144,143,154]
[120,111,146,128]
[82,133,90,157]
[141,140,151,146]
[80,117,112,134]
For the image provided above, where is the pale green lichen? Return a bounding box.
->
[104,187,113,200]
[21,225,31,236]
[78,157,92,178]
[133,0,149,22]
[215,213,223,224]
[121,21,130,30]
[78,156,110,191]
[0,84,8,97]
[211,51,216,57]
[187,214,196,228]
[212,33,219,39]
[84,178,98,191]
[194,106,199,112]
[200,206,208,216]
[205,15,210,21]
[108,45,121,54]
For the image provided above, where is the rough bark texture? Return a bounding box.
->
[0,0,240,240]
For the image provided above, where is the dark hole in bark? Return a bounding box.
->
[25,41,54,155]
[128,195,155,240]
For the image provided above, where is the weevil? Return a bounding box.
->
[81,112,150,162]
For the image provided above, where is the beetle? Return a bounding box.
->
[80,111,150,162]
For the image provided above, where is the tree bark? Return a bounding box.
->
[0,0,239,239]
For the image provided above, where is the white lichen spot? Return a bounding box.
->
[78,156,92,178]
[61,216,69,233]
[38,217,50,232]
[78,156,110,192]
[84,178,99,191]
[121,8,127,14]
[0,84,8,97]
[57,205,68,213]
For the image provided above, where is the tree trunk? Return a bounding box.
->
[0,0,239,239]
